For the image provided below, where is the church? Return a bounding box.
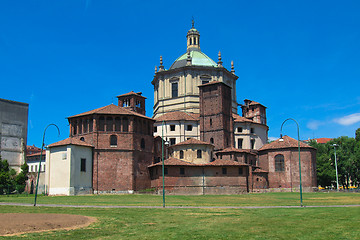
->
[45,23,317,195]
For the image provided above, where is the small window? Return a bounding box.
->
[251,139,255,149]
[238,138,243,149]
[123,117,129,132]
[210,138,214,144]
[80,137,85,141]
[180,150,184,159]
[81,158,86,172]
[239,167,243,175]
[210,118,212,126]
[164,167,168,175]
[170,138,176,145]
[275,154,285,172]
[237,127,243,133]
[154,126,157,133]
[115,117,121,131]
[170,125,176,131]
[110,135,117,146]
[99,117,105,131]
[197,150,202,158]
[62,153,67,160]
[136,100,141,108]
[123,99,130,107]
[251,128,254,134]
[180,167,185,175]
[202,80,209,85]
[141,138,145,149]
[172,82,178,98]
[186,125,193,131]
[222,167,227,175]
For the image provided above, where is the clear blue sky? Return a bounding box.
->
[1,0,360,147]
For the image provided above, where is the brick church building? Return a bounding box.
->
[45,23,317,195]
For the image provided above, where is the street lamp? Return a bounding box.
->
[34,124,60,206]
[279,118,303,207]
[161,120,169,208]
[332,144,339,191]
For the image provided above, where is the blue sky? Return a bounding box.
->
[1,0,360,147]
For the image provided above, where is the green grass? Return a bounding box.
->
[0,205,359,239]
[0,192,359,207]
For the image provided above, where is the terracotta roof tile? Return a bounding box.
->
[148,157,193,167]
[315,138,332,144]
[68,104,153,120]
[116,91,146,99]
[259,135,315,151]
[171,138,214,147]
[155,111,199,122]
[216,147,257,155]
[48,138,94,148]
[149,157,247,167]
[253,168,268,173]
[26,150,46,157]
[232,114,255,123]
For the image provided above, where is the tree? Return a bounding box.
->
[0,156,28,194]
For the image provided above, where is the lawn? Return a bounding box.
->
[0,192,359,239]
[0,192,359,207]
[0,205,359,239]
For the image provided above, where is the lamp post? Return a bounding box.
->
[161,120,169,208]
[34,124,60,206]
[332,144,339,191]
[279,118,303,207]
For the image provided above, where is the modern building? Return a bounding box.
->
[0,98,28,172]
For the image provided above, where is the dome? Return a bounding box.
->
[169,49,217,70]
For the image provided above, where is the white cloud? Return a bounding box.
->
[307,120,325,130]
[334,113,360,126]
[268,136,279,142]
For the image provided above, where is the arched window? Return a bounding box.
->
[180,150,184,159]
[141,138,145,149]
[107,117,113,132]
[73,121,77,135]
[78,120,82,134]
[89,118,93,132]
[83,119,88,133]
[123,117,128,132]
[110,135,117,147]
[210,138,214,144]
[275,154,285,172]
[197,150,202,158]
[115,117,121,131]
[98,117,105,131]
[80,137,85,141]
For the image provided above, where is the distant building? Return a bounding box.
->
[26,147,46,194]
[0,98,28,172]
[304,138,332,144]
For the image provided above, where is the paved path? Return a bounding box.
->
[1,202,360,209]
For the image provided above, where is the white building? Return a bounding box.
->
[45,138,93,196]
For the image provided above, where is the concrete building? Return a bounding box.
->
[0,98,28,172]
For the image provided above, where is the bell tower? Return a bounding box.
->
[187,20,200,51]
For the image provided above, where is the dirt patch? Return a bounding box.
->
[0,213,96,236]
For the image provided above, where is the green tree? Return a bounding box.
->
[309,140,334,187]
[0,156,29,194]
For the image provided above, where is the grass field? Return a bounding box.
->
[0,192,359,207]
[0,192,359,239]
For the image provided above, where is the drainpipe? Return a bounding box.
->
[202,167,205,195]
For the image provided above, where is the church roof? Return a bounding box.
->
[169,49,217,70]
[149,157,247,167]
[216,147,257,155]
[67,104,153,120]
[259,135,315,151]
[48,138,94,148]
[233,114,255,123]
[116,91,146,99]
[171,138,214,147]
[154,111,199,122]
